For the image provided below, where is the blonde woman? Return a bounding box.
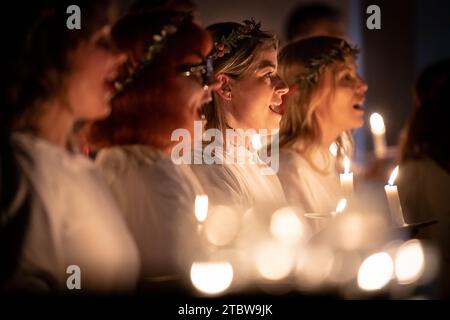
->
[277,36,367,216]
[192,20,289,216]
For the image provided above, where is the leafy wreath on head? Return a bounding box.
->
[208,18,262,61]
[112,12,193,97]
[296,40,359,91]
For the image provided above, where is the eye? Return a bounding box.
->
[95,36,115,51]
[263,72,274,79]
[343,73,353,81]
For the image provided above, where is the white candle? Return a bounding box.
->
[195,195,208,222]
[340,156,354,197]
[370,113,387,158]
[384,166,406,226]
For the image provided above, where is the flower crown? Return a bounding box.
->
[208,19,262,60]
[296,40,359,90]
[113,13,192,97]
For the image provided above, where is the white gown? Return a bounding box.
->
[10,133,140,293]
[277,146,342,215]
[190,143,287,217]
[95,145,203,281]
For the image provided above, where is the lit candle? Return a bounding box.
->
[195,195,208,222]
[370,112,387,158]
[340,156,354,197]
[384,166,406,226]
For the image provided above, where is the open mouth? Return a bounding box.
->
[269,104,284,115]
[103,80,116,102]
[353,103,365,111]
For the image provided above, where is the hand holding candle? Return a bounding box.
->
[370,112,387,158]
[340,156,354,198]
[384,166,406,226]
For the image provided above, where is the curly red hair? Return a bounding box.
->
[88,10,212,150]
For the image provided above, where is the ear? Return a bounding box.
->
[214,74,234,101]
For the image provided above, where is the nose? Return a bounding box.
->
[358,76,368,94]
[274,76,289,96]
[113,52,127,66]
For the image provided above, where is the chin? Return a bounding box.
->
[85,104,111,120]
[351,117,365,129]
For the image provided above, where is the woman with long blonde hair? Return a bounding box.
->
[191,20,289,215]
[277,36,367,215]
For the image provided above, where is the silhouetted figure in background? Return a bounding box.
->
[398,59,450,298]
[284,3,346,42]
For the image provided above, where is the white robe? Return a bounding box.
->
[190,144,287,218]
[95,145,203,281]
[10,133,139,293]
[277,147,342,215]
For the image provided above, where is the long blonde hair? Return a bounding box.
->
[203,21,277,135]
[278,36,358,172]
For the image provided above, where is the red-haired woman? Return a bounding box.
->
[88,11,216,285]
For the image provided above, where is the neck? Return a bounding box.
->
[35,99,74,148]
[224,123,252,150]
[317,117,341,149]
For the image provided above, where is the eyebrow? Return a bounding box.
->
[338,65,356,74]
[257,60,277,70]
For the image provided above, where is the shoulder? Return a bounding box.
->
[278,148,307,173]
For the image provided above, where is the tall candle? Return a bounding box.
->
[370,113,387,158]
[384,166,406,226]
[340,156,354,197]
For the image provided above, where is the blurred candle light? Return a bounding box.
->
[357,252,394,291]
[255,241,295,281]
[395,239,425,285]
[340,156,354,197]
[270,207,304,245]
[384,166,406,226]
[195,195,208,222]
[190,261,233,295]
[370,112,387,158]
[204,205,240,246]
[296,245,335,289]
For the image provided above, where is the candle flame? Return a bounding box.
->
[195,195,208,222]
[343,156,351,174]
[370,113,386,135]
[388,166,399,186]
[335,198,347,214]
